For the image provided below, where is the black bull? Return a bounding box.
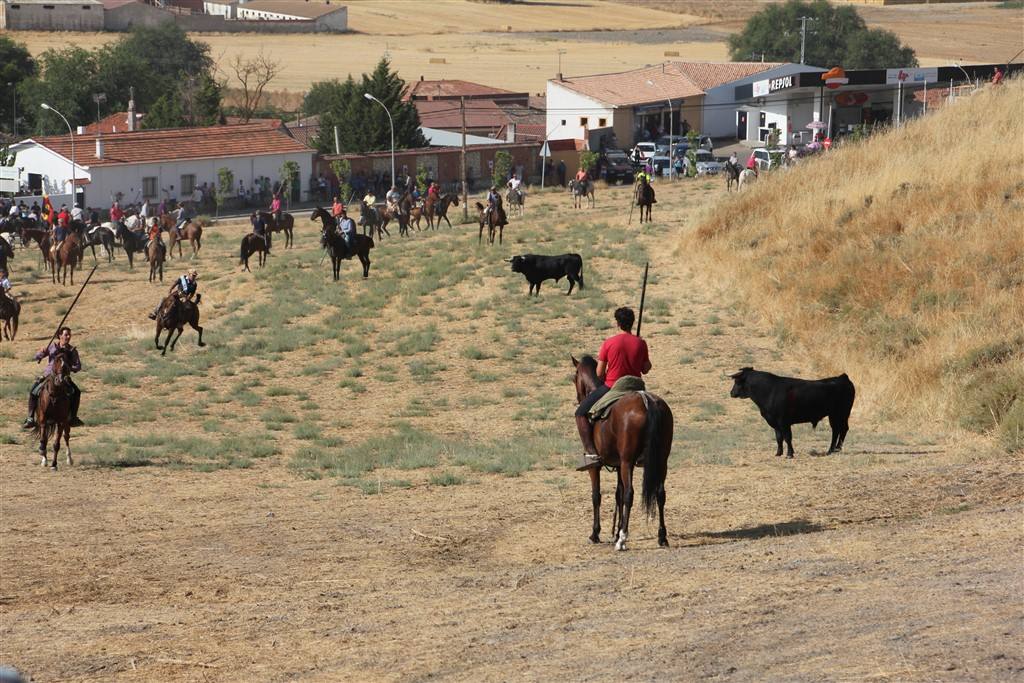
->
[507,253,584,296]
[729,367,855,457]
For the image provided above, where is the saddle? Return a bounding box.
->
[588,376,647,421]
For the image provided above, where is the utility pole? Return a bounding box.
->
[460,96,468,222]
[798,16,816,65]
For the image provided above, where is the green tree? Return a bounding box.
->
[844,28,918,70]
[302,79,347,119]
[728,0,916,69]
[579,150,599,175]
[143,94,185,130]
[416,165,429,194]
[280,160,299,208]
[492,150,512,188]
[0,36,37,136]
[20,47,99,135]
[215,167,234,217]
[330,158,352,203]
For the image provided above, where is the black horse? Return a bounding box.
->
[0,235,12,274]
[636,179,656,223]
[310,207,374,279]
[239,232,271,272]
[115,223,149,269]
[724,161,740,192]
[73,220,115,263]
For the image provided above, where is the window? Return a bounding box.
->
[142,177,158,199]
[580,117,589,127]
[560,119,566,126]
[598,117,607,127]
[181,174,196,195]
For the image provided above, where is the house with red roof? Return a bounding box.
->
[10,121,314,208]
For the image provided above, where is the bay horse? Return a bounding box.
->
[359,202,389,241]
[33,350,74,470]
[239,233,270,272]
[475,201,504,245]
[426,193,459,229]
[636,180,655,223]
[381,196,412,238]
[258,211,294,248]
[569,178,595,209]
[310,208,375,280]
[0,294,19,342]
[21,228,52,271]
[54,232,82,285]
[723,161,740,192]
[115,223,149,269]
[167,219,204,259]
[155,293,204,355]
[571,356,673,551]
[147,235,166,282]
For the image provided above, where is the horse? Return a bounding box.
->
[147,236,166,282]
[77,221,116,263]
[571,355,673,551]
[0,294,19,342]
[359,202,389,241]
[167,219,204,259]
[115,223,149,269]
[259,211,295,248]
[739,169,757,190]
[506,187,526,218]
[381,195,413,238]
[53,232,82,286]
[723,161,740,192]
[408,202,425,232]
[239,233,270,272]
[33,350,74,470]
[569,178,595,209]
[425,193,459,229]
[636,180,656,224]
[310,208,375,280]
[21,228,52,270]
[0,235,12,274]
[475,201,504,245]
[154,293,204,355]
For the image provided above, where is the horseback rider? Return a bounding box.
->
[486,185,507,227]
[575,307,651,470]
[575,167,589,185]
[0,268,12,303]
[746,152,759,177]
[269,193,282,225]
[251,211,270,252]
[146,216,162,249]
[427,182,441,203]
[506,174,523,205]
[331,196,345,221]
[386,185,402,217]
[149,268,198,320]
[337,206,357,255]
[109,200,125,232]
[361,189,377,227]
[173,201,194,239]
[22,326,84,429]
[53,205,70,253]
[636,174,656,205]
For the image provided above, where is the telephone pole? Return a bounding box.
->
[460,96,468,222]
[798,16,816,65]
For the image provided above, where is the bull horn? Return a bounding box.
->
[503,257,512,262]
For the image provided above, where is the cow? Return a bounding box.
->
[506,253,584,296]
[729,367,855,458]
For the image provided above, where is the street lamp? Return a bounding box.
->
[363,93,395,188]
[646,79,674,180]
[40,102,76,208]
[540,122,563,189]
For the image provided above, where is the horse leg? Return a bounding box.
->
[360,253,370,278]
[499,225,503,245]
[161,328,174,356]
[612,474,623,542]
[588,466,602,543]
[51,425,60,470]
[169,326,184,351]
[657,480,668,547]
[155,321,164,349]
[615,464,635,551]
[193,321,205,347]
[39,425,48,467]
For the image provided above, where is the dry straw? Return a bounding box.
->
[686,77,1024,449]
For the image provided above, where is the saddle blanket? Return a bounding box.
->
[588,375,646,421]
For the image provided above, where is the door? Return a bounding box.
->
[736,111,747,140]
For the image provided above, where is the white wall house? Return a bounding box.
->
[701,63,824,139]
[203,0,236,18]
[0,0,103,30]
[9,122,314,209]
[235,0,347,30]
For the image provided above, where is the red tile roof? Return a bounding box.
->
[83,111,143,134]
[30,122,312,168]
[553,61,784,106]
[405,79,519,101]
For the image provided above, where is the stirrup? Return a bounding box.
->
[576,453,602,471]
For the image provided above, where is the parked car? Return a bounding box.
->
[694,149,723,176]
[650,154,673,176]
[672,136,714,157]
[630,142,656,162]
[751,147,785,171]
[601,149,634,184]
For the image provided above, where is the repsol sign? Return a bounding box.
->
[752,75,795,97]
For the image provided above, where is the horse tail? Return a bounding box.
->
[195,293,202,305]
[640,393,667,519]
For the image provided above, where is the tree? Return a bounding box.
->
[224,51,281,123]
[20,47,99,136]
[330,158,352,203]
[492,151,512,188]
[728,0,916,69]
[279,160,299,208]
[143,94,185,130]
[579,150,599,175]
[844,29,918,70]
[215,167,234,217]
[302,79,346,119]
[0,36,37,136]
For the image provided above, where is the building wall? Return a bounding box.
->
[314,6,346,31]
[2,2,104,31]
[703,64,822,139]
[203,1,236,18]
[545,82,615,143]
[104,3,343,32]
[7,144,91,197]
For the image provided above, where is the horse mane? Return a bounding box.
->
[577,354,599,379]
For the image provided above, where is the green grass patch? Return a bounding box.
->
[429,472,465,487]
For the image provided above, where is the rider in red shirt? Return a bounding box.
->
[575,307,651,470]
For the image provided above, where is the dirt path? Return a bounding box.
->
[1,184,1021,681]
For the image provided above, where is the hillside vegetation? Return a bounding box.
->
[689,78,1024,451]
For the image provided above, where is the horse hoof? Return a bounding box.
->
[589,534,600,544]
[615,541,627,551]
[659,538,669,548]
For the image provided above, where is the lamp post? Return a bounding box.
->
[41,102,76,208]
[363,93,395,188]
[540,122,562,189]
[646,79,673,180]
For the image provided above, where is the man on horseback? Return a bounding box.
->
[746,152,759,177]
[109,201,125,232]
[575,307,651,471]
[386,185,402,217]
[52,205,70,254]
[149,268,198,320]
[251,211,270,253]
[486,186,507,227]
[331,196,345,221]
[173,201,194,240]
[506,174,523,206]
[361,189,377,228]
[22,326,83,429]
[337,206,356,255]
[269,192,282,225]
[427,182,440,203]
[0,268,12,303]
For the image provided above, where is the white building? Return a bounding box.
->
[202,0,235,17]
[235,0,346,30]
[0,0,104,31]
[9,122,314,209]
[546,61,812,147]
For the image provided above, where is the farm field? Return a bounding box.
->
[9,1,1020,98]
[1,179,1020,680]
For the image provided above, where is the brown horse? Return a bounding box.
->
[0,235,12,274]
[258,211,294,248]
[636,180,655,223]
[239,233,270,272]
[54,232,82,285]
[155,293,204,355]
[572,355,673,550]
[0,294,19,342]
[168,219,204,259]
[148,236,166,282]
[33,351,74,469]
[380,199,411,238]
[425,193,459,229]
[475,201,504,245]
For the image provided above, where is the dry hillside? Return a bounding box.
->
[688,78,1024,451]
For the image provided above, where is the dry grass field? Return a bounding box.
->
[1,162,1021,678]
[10,1,1020,98]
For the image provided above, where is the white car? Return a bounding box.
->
[752,147,786,171]
[694,149,723,175]
[630,142,656,162]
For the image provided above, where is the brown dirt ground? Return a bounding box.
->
[1,181,1021,681]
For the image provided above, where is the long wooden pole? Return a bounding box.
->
[460,96,468,223]
[39,262,98,361]
[627,178,638,225]
[636,262,649,338]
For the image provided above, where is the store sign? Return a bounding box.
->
[885,67,937,85]
[752,75,795,97]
